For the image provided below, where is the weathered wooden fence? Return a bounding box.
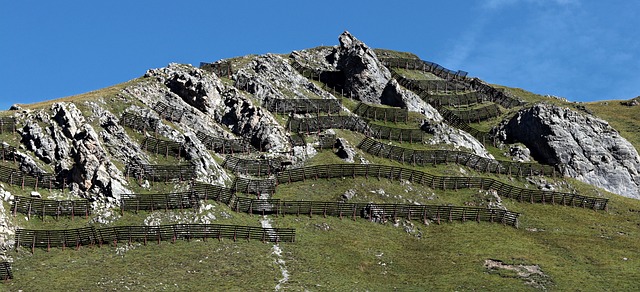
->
[141,136,186,159]
[0,143,17,162]
[274,164,608,210]
[354,102,409,123]
[232,177,277,195]
[12,196,90,220]
[358,137,557,177]
[230,198,519,227]
[384,60,525,109]
[447,103,502,123]
[0,262,12,280]
[287,116,424,143]
[265,98,342,115]
[15,224,296,252]
[126,162,196,182]
[222,156,285,177]
[196,131,254,154]
[153,101,185,123]
[200,61,233,78]
[0,117,16,134]
[0,165,61,190]
[289,133,306,147]
[120,191,199,213]
[317,133,336,149]
[120,112,159,133]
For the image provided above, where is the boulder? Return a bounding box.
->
[500,103,640,198]
[333,31,392,103]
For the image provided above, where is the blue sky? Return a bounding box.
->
[1,0,639,110]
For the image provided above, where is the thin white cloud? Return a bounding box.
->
[484,0,579,10]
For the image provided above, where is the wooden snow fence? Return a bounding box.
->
[126,162,196,182]
[196,131,254,154]
[224,198,519,227]
[200,61,233,78]
[120,191,200,213]
[120,112,159,133]
[12,196,90,220]
[265,98,342,115]
[274,164,608,210]
[380,57,526,108]
[15,224,296,252]
[353,102,409,123]
[0,165,61,190]
[0,262,12,280]
[446,103,502,123]
[153,101,185,123]
[357,137,557,177]
[287,116,424,143]
[232,177,277,195]
[141,136,186,159]
[0,117,16,135]
[222,156,285,177]
[0,143,17,163]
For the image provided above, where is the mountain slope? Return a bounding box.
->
[1,31,639,290]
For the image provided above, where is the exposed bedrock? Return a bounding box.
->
[500,103,640,198]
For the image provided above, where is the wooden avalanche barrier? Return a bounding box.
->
[15,224,296,251]
[357,137,557,177]
[273,164,608,210]
[12,196,90,219]
[120,112,159,133]
[196,131,254,154]
[0,117,16,134]
[0,165,61,190]
[0,262,12,280]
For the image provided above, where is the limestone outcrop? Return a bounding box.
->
[500,103,640,198]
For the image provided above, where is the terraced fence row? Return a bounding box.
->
[12,196,91,219]
[232,177,277,195]
[141,136,187,159]
[288,116,425,143]
[0,143,17,162]
[290,60,346,94]
[15,224,296,252]
[222,156,286,177]
[0,117,16,135]
[264,98,342,115]
[447,103,502,123]
[289,133,306,147]
[354,102,409,123]
[120,192,199,212]
[200,61,233,78]
[358,137,557,177]
[230,198,519,227]
[381,57,526,108]
[392,73,483,107]
[126,162,196,182]
[120,112,159,133]
[0,262,12,280]
[153,101,185,123]
[196,131,254,154]
[274,164,608,210]
[0,165,61,190]
[288,115,368,134]
[380,57,469,81]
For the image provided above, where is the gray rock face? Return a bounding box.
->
[424,122,493,158]
[146,63,224,114]
[501,104,640,198]
[333,31,392,103]
[71,124,130,202]
[381,79,442,121]
[335,138,355,163]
